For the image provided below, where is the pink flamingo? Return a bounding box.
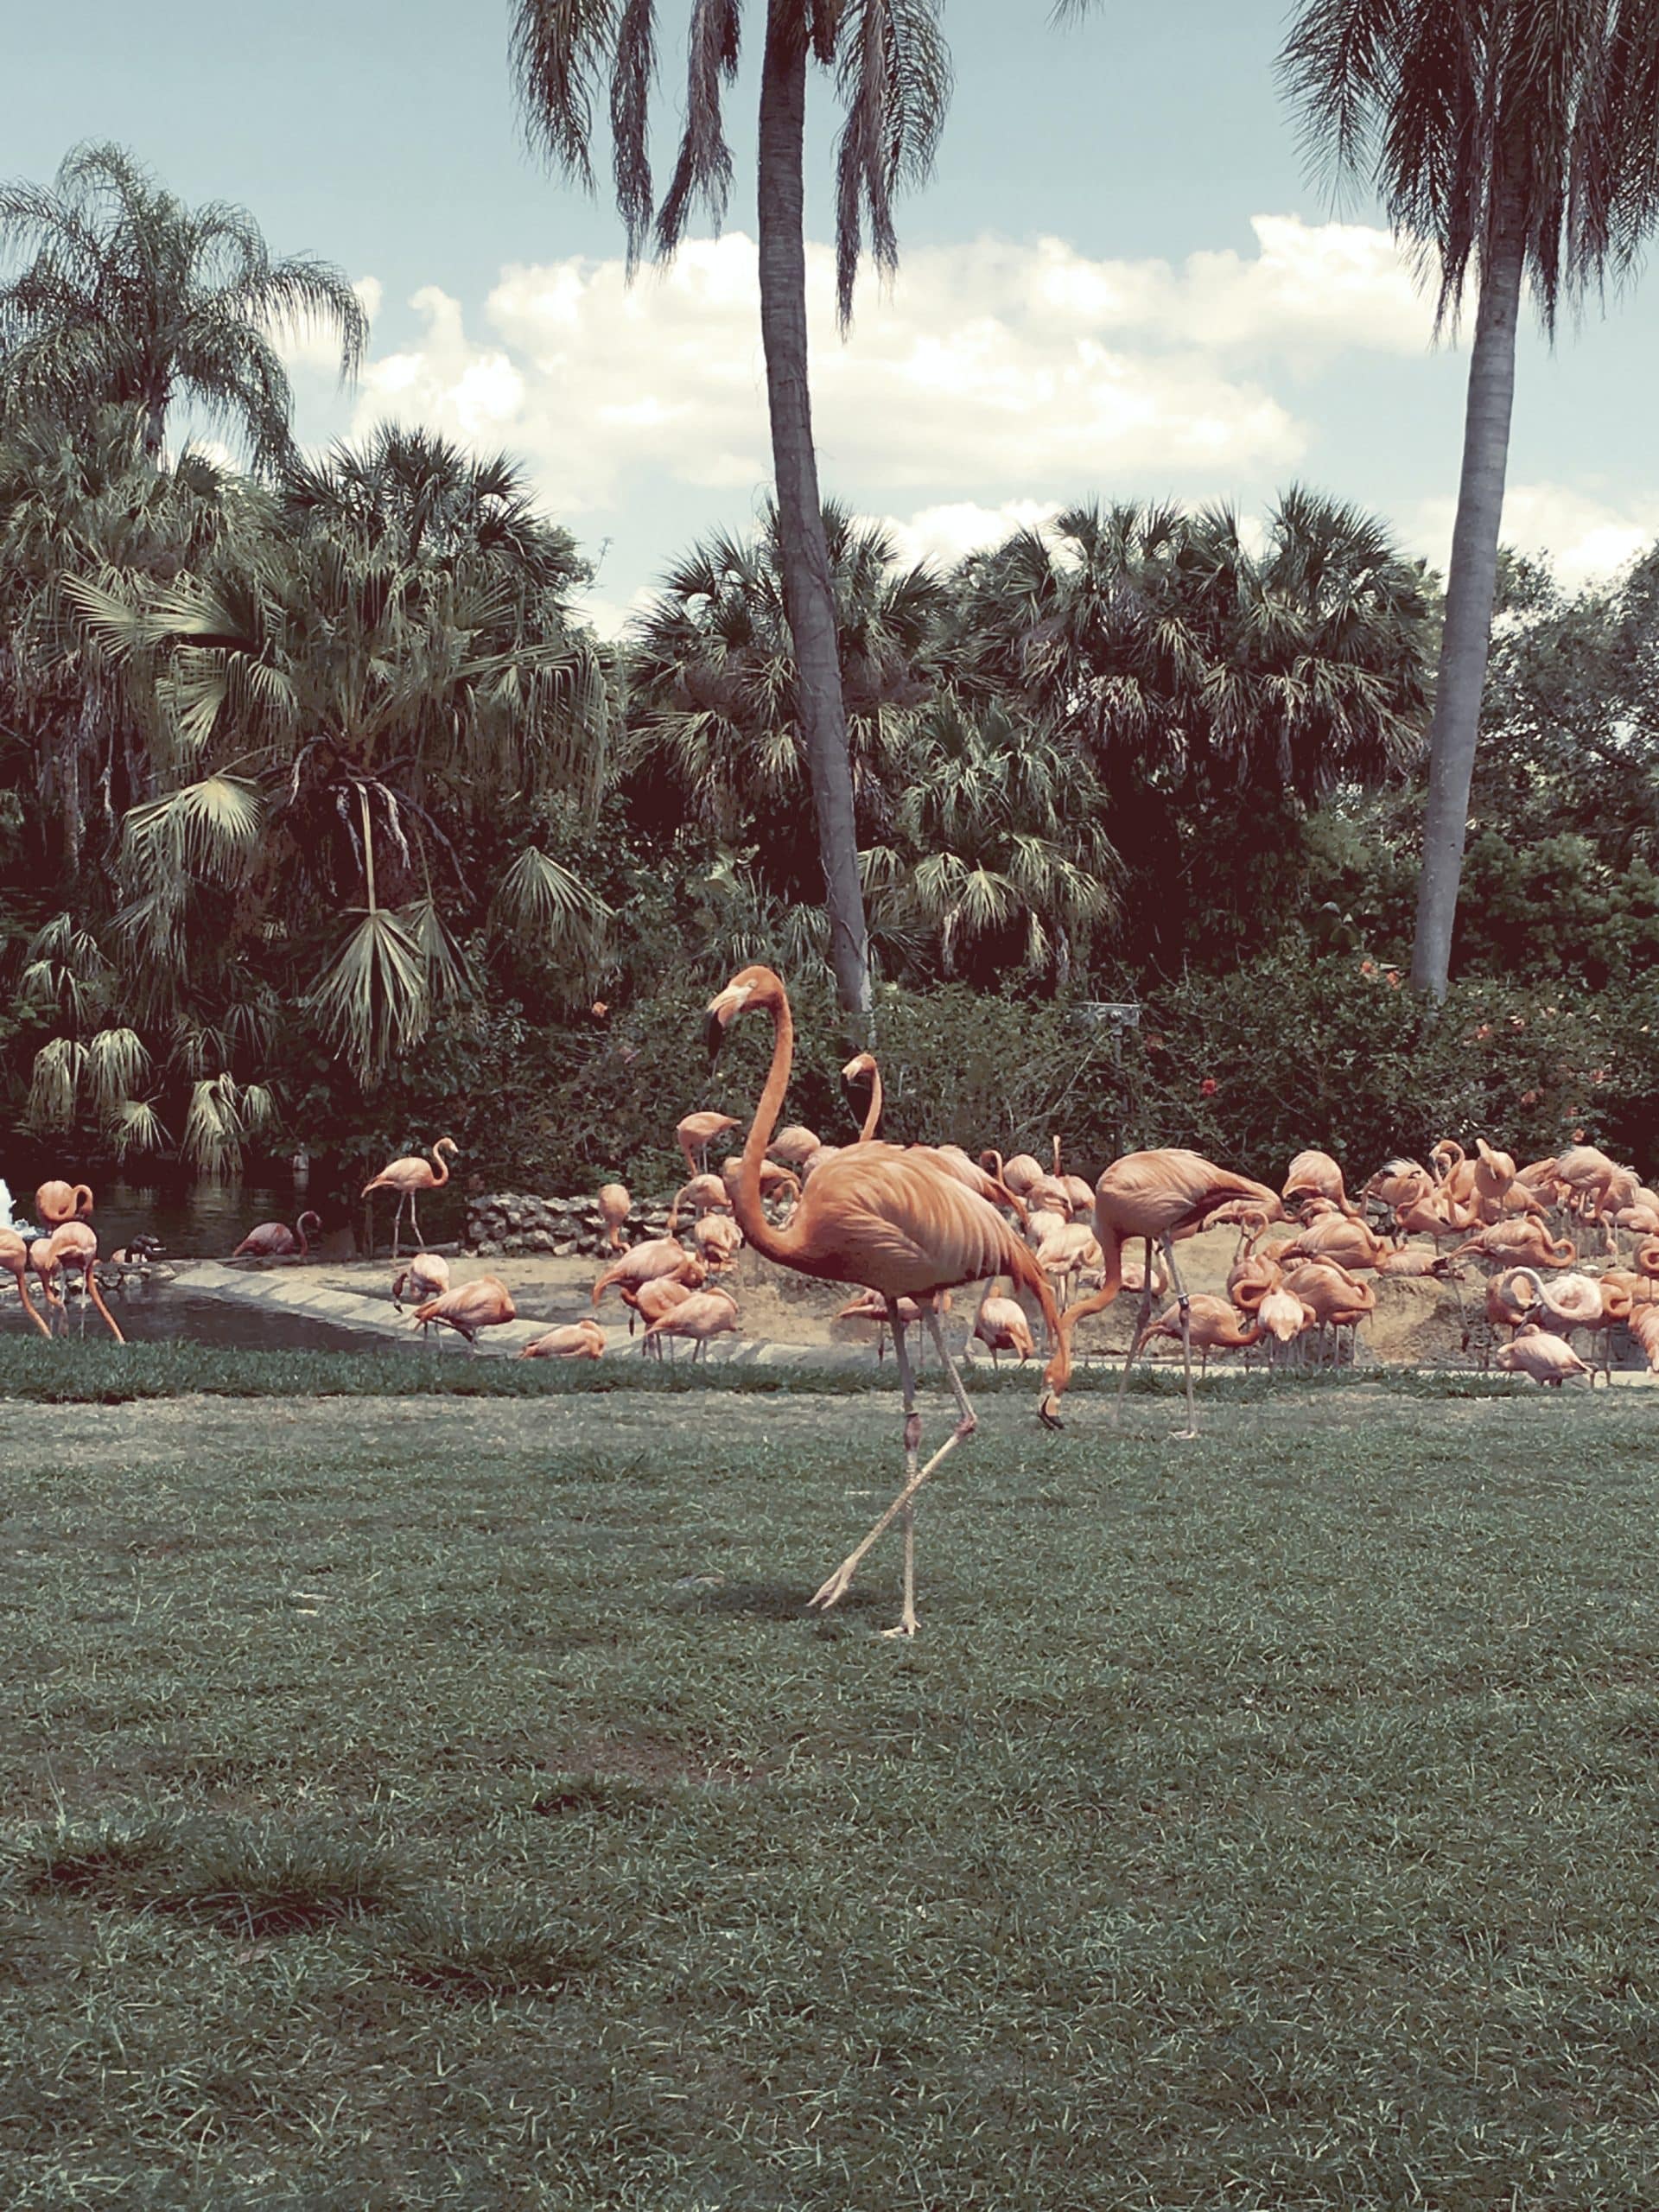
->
[410,1274,515,1351]
[232,1211,321,1260]
[519,1319,606,1361]
[362,1136,459,1257]
[0,1228,51,1338]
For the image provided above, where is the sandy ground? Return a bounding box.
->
[284,1222,1474,1369]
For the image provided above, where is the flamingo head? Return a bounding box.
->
[704,966,781,1060]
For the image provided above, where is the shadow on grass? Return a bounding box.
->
[11,1811,418,1936]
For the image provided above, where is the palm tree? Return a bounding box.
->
[0,143,367,470]
[280,423,588,593]
[66,516,610,1084]
[952,493,1433,967]
[0,402,253,881]
[626,501,944,898]
[1280,0,1659,997]
[511,1,951,1023]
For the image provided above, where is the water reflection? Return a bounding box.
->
[0,1283,391,1351]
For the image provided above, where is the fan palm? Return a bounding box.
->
[0,402,255,880]
[0,142,367,470]
[280,423,588,594]
[626,502,944,894]
[866,699,1119,982]
[1280,0,1659,996]
[66,520,610,1081]
[512,0,952,1021]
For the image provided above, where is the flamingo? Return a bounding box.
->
[836,1288,954,1365]
[642,1288,740,1361]
[841,1052,884,1141]
[1052,1137,1097,1221]
[971,1280,1035,1367]
[362,1136,459,1258]
[1257,1284,1313,1363]
[0,1228,51,1338]
[35,1180,94,1229]
[1454,1217,1577,1268]
[706,964,1071,1638]
[720,1154,801,1211]
[667,1173,732,1230]
[45,1222,124,1342]
[410,1274,515,1351]
[1497,1323,1592,1388]
[1058,1149,1284,1436]
[842,1054,1027,1216]
[628,1275,696,1355]
[1279,1257,1376,1364]
[392,1252,451,1344]
[677,1111,740,1178]
[232,1211,322,1261]
[596,1183,632,1252]
[981,1148,1045,1199]
[691,1213,744,1272]
[1137,1294,1262,1375]
[592,1239,707,1315]
[519,1319,606,1361]
[1272,1211,1391,1272]
[1282,1150,1361,1220]
[770,1124,823,1172]
[1627,1301,1659,1373]
[29,1238,61,1325]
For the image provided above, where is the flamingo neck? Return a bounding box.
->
[731,988,798,1268]
[429,1145,451,1189]
[859,1065,883,1145]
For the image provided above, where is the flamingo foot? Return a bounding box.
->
[878,1611,919,1639]
[807,1560,858,1614]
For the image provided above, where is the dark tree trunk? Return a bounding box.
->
[757,0,872,1023]
[1410,213,1526,1000]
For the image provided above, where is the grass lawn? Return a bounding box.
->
[6,1380,1659,2207]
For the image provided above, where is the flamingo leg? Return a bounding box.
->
[13,1270,51,1339]
[810,1310,976,1631]
[391,1194,405,1262]
[410,1193,424,1249]
[879,1319,920,1639]
[1162,1235,1198,1439]
[1112,1242,1157,1428]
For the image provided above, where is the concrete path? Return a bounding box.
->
[173,1260,879,1370]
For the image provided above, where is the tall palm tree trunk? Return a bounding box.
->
[1410,214,1525,1000]
[757,0,872,1023]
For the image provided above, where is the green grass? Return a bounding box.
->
[6,1385,1659,2206]
[0,1335,1535,1402]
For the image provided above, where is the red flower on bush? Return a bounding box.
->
[1383,969,1402,988]
[1199,1077,1217,1097]
[1360,959,1376,977]
[1520,1089,1538,1107]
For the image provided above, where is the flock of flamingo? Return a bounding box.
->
[10,963,1657,1632]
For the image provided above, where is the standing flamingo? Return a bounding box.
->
[233,1211,322,1260]
[592,1239,708,1314]
[35,1180,94,1228]
[1282,1151,1361,1219]
[1138,1294,1262,1374]
[45,1222,125,1342]
[392,1252,451,1344]
[410,1274,515,1351]
[596,1183,632,1252]
[0,1228,51,1337]
[706,965,1071,1637]
[1061,1150,1284,1436]
[642,1287,741,1361]
[362,1136,459,1258]
[677,1111,740,1178]
[1497,1323,1592,1387]
[971,1281,1035,1367]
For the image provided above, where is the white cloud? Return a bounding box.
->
[340,216,1432,519]
[1411,481,1659,592]
[874,499,1063,569]
[275,276,384,378]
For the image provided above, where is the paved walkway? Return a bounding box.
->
[174,1260,875,1369]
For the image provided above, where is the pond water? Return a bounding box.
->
[0,1281,388,1352]
[0,1160,468,1262]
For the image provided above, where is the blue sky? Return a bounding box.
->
[15,1,1659,626]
